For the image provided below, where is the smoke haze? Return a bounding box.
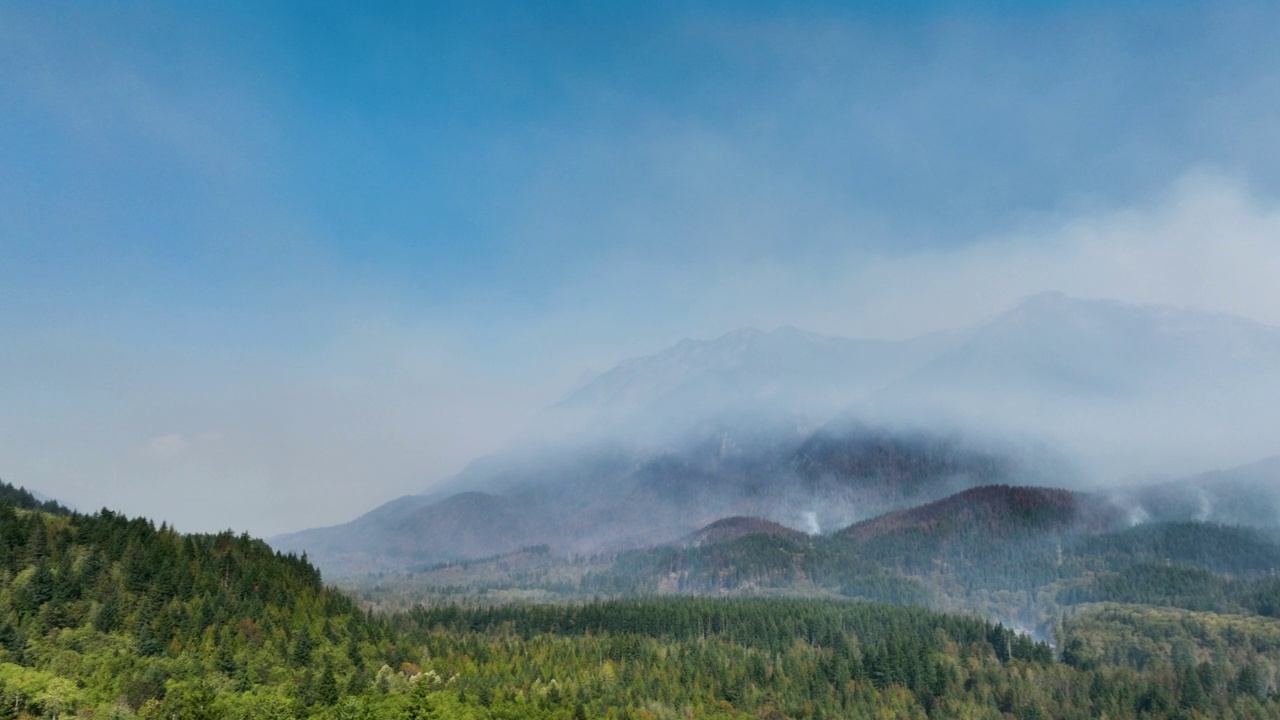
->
[3,3,1280,535]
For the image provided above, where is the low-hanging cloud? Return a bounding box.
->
[833,172,1280,338]
[517,170,1280,358]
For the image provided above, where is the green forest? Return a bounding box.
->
[349,497,1280,636]
[4,482,1280,719]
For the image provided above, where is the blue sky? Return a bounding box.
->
[4,1,1280,535]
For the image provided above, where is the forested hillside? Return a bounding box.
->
[0,486,419,717]
[350,486,1280,650]
[273,423,1018,575]
[6,481,1280,718]
[0,483,71,517]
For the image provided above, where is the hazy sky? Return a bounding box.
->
[5,1,1280,535]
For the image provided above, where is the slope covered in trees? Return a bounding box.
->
[0,481,71,517]
[0,496,421,716]
[6,484,1280,717]
[392,487,1280,642]
[681,517,806,547]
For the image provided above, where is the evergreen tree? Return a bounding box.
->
[317,660,340,706]
[94,590,121,633]
[1237,664,1263,698]
[402,678,437,720]
[293,625,315,667]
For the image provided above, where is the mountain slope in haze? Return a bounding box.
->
[579,483,1280,640]
[1072,521,1280,577]
[875,292,1280,476]
[277,491,535,576]
[1114,456,1280,528]
[274,423,1015,575]
[277,294,1280,577]
[272,493,439,575]
[680,516,806,548]
[890,292,1280,401]
[542,325,959,444]
[794,423,1015,502]
[828,485,1128,591]
[838,485,1120,544]
[589,483,1280,597]
[426,324,961,498]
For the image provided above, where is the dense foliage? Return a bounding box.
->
[561,509,1280,629]
[1073,522,1280,576]
[5,482,1280,718]
[344,493,1280,678]
[0,499,417,717]
[1060,564,1280,617]
[0,482,71,518]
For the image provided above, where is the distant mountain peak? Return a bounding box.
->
[1014,289,1074,308]
[541,324,953,444]
[681,516,807,548]
[284,294,1280,576]
[997,291,1279,334]
[621,325,834,367]
[839,485,1119,543]
[995,291,1123,328]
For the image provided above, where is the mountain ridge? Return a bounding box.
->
[680,516,807,548]
[838,484,1121,543]
[274,293,1280,576]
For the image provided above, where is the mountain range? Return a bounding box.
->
[272,293,1280,576]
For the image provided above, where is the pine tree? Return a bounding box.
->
[1237,664,1263,698]
[402,677,437,720]
[317,660,340,706]
[24,521,48,565]
[293,625,315,667]
[215,641,236,675]
[136,602,163,657]
[20,559,54,613]
[94,590,121,633]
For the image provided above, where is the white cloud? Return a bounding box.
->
[834,171,1280,336]
[139,434,190,460]
[591,171,1280,344]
